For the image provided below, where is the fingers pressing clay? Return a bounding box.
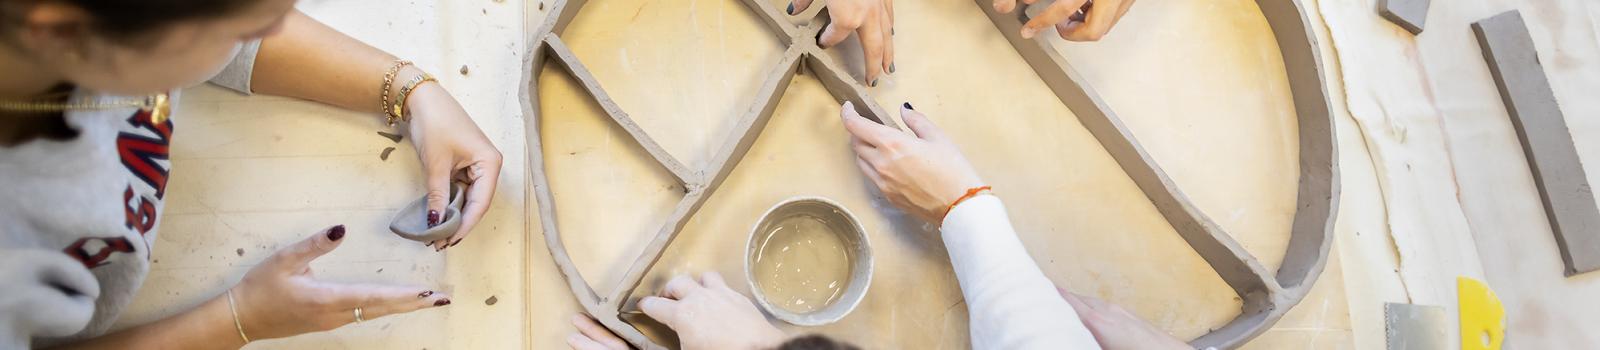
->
[572,314,630,349]
[637,296,679,327]
[1061,0,1123,41]
[787,0,817,15]
[660,275,704,299]
[389,182,466,243]
[839,102,901,147]
[1022,0,1090,39]
[450,160,502,247]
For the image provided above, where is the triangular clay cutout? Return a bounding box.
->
[520,0,1339,348]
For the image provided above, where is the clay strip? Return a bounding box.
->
[1473,10,1600,276]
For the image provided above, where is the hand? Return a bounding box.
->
[232,225,453,340]
[993,0,1136,41]
[632,273,786,350]
[403,83,504,251]
[1056,288,1190,350]
[840,101,985,224]
[789,0,895,87]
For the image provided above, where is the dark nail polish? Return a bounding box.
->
[889,63,896,74]
[869,78,878,87]
[419,291,434,298]
[903,102,914,110]
[786,2,795,15]
[448,239,462,248]
[427,210,441,228]
[434,299,452,307]
[327,225,346,241]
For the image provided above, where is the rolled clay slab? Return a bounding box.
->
[390,182,466,242]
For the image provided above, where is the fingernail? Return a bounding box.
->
[434,299,452,307]
[327,225,346,241]
[448,239,462,248]
[1021,28,1036,39]
[869,78,878,87]
[419,291,434,298]
[815,23,827,48]
[903,102,914,110]
[786,2,795,15]
[427,210,441,228]
[889,63,897,74]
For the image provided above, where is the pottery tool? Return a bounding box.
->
[1458,277,1505,350]
[1384,303,1448,350]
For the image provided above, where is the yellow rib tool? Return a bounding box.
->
[1458,276,1505,350]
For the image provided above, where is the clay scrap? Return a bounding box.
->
[1473,11,1600,276]
[1377,0,1429,35]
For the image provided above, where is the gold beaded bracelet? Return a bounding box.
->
[391,73,437,125]
[380,60,414,125]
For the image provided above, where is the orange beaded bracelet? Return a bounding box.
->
[940,185,993,221]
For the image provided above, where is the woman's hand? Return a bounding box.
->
[840,101,985,224]
[789,0,895,87]
[232,225,453,340]
[993,0,1136,41]
[566,272,785,350]
[403,83,503,251]
[1056,288,1190,350]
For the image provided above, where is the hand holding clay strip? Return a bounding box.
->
[390,182,466,242]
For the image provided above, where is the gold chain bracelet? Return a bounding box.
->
[391,73,436,125]
[380,60,414,125]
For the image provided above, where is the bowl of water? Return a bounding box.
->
[745,196,874,326]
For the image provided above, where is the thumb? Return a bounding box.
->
[637,296,679,329]
[423,160,454,229]
[275,225,346,270]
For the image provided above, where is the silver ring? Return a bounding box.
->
[354,307,365,323]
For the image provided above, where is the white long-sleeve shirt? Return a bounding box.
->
[941,195,1101,350]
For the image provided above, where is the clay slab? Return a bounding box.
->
[1377,0,1429,35]
[1473,10,1600,276]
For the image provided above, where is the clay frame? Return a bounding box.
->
[517,0,1339,348]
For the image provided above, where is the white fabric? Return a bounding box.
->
[940,194,1101,350]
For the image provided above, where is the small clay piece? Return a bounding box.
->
[377,131,404,143]
[388,182,466,242]
[1474,11,1600,275]
[485,295,499,305]
[460,65,470,75]
[1377,0,1429,35]
[380,146,396,160]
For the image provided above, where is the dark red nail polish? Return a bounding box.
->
[327,225,346,241]
[419,291,434,298]
[903,102,914,110]
[434,299,452,306]
[427,210,441,228]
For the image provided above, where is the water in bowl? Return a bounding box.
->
[752,213,853,314]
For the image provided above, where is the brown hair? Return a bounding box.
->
[775,334,861,350]
[2,0,259,40]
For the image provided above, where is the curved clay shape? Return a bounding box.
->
[389,182,465,242]
[519,0,1338,348]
